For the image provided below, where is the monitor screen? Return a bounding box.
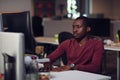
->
[2,11,36,53]
[0,32,25,80]
[89,18,111,37]
[0,14,3,32]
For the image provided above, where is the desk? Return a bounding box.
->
[35,37,58,58]
[104,45,120,80]
[35,37,58,45]
[35,37,116,79]
[50,70,111,80]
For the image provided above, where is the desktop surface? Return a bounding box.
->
[50,70,111,80]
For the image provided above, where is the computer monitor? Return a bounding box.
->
[89,18,111,37]
[0,32,25,80]
[2,11,36,54]
[0,14,3,32]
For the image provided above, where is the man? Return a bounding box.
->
[47,16,104,73]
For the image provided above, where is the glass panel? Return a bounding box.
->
[67,0,80,19]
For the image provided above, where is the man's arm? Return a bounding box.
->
[47,42,67,64]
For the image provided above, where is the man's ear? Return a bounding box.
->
[87,27,91,32]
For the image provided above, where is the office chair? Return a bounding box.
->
[32,16,44,37]
[58,31,73,65]
[2,11,37,54]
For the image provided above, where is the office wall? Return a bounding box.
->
[0,0,120,19]
[0,0,120,38]
[55,0,67,16]
[43,19,73,37]
[92,0,113,19]
[0,0,34,16]
[92,0,120,19]
[111,21,120,42]
[113,0,120,20]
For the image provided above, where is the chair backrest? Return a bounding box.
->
[58,31,73,65]
[2,11,36,54]
[58,31,73,44]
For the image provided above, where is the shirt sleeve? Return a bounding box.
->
[75,40,104,73]
[47,41,67,63]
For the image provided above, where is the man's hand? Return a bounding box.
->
[44,62,52,71]
[51,65,71,72]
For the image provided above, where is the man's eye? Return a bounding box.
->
[76,25,82,28]
[77,25,80,28]
[73,25,79,28]
[73,25,83,29]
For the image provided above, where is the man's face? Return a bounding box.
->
[72,19,89,39]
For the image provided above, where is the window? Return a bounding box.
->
[67,0,91,19]
[67,0,80,19]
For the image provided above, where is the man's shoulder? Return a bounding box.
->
[89,36,103,45]
[60,38,75,45]
[89,35,103,41]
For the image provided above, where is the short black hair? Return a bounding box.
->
[75,16,90,27]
